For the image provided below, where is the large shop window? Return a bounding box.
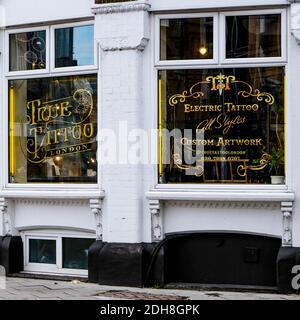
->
[7,22,97,184]
[9,75,97,183]
[159,67,284,184]
[157,11,286,185]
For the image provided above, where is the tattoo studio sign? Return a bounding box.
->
[26,89,95,164]
[165,70,284,183]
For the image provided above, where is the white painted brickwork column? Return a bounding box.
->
[291,2,300,44]
[92,1,150,243]
[290,2,300,247]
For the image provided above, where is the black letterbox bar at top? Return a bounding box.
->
[95,0,136,4]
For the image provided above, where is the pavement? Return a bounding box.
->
[0,277,299,300]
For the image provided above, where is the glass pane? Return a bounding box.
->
[9,74,97,183]
[29,239,56,264]
[160,17,214,60]
[55,25,94,68]
[9,31,46,71]
[226,14,281,58]
[158,67,285,184]
[62,238,94,270]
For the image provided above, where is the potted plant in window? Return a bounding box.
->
[268,146,285,184]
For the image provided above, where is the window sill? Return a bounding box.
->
[22,269,88,277]
[0,189,105,200]
[11,271,88,281]
[150,0,289,12]
[146,188,294,202]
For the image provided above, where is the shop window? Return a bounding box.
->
[157,10,286,185]
[55,25,94,68]
[7,22,97,185]
[9,74,97,183]
[29,239,56,264]
[226,14,281,59]
[160,17,214,60]
[62,238,94,270]
[158,67,285,184]
[9,30,46,72]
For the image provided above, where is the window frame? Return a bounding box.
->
[220,8,287,65]
[4,21,100,190]
[153,8,289,190]
[25,235,58,274]
[50,21,98,74]
[5,26,50,77]
[4,71,100,190]
[24,232,95,276]
[155,12,219,67]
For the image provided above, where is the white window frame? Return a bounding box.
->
[5,26,50,77]
[220,9,287,65]
[153,8,290,191]
[50,21,98,73]
[155,12,219,67]
[25,235,58,274]
[3,21,101,191]
[3,71,100,191]
[23,231,95,276]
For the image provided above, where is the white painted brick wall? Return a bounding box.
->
[94,3,300,246]
[0,0,94,27]
[289,27,300,247]
[1,0,298,247]
[95,4,148,241]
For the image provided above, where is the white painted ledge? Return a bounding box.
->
[149,0,290,11]
[91,1,150,15]
[0,189,105,200]
[146,189,295,202]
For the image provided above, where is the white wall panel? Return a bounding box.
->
[1,0,94,27]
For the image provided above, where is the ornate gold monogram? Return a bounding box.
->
[168,73,275,107]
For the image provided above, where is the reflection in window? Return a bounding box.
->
[158,67,285,184]
[63,238,94,270]
[9,31,46,71]
[29,239,56,264]
[226,14,281,58]
[160,18,214,60]
[55,25,94,68]
[9,74,97,183]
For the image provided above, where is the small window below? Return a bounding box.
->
[9,30,46,71]
[29,239,56,264]
[62,238,94,270]
[226,14,281,59]
[160,17,214,60]
[55,25,94,68]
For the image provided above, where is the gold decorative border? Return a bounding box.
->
[168,73,275,107]
[237,153,271,177]
[169,81,208,107]
[173,153,204,177]
[234,80,275,105]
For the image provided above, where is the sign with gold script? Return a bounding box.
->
[159,67,285,184]
[9,74,97,183]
